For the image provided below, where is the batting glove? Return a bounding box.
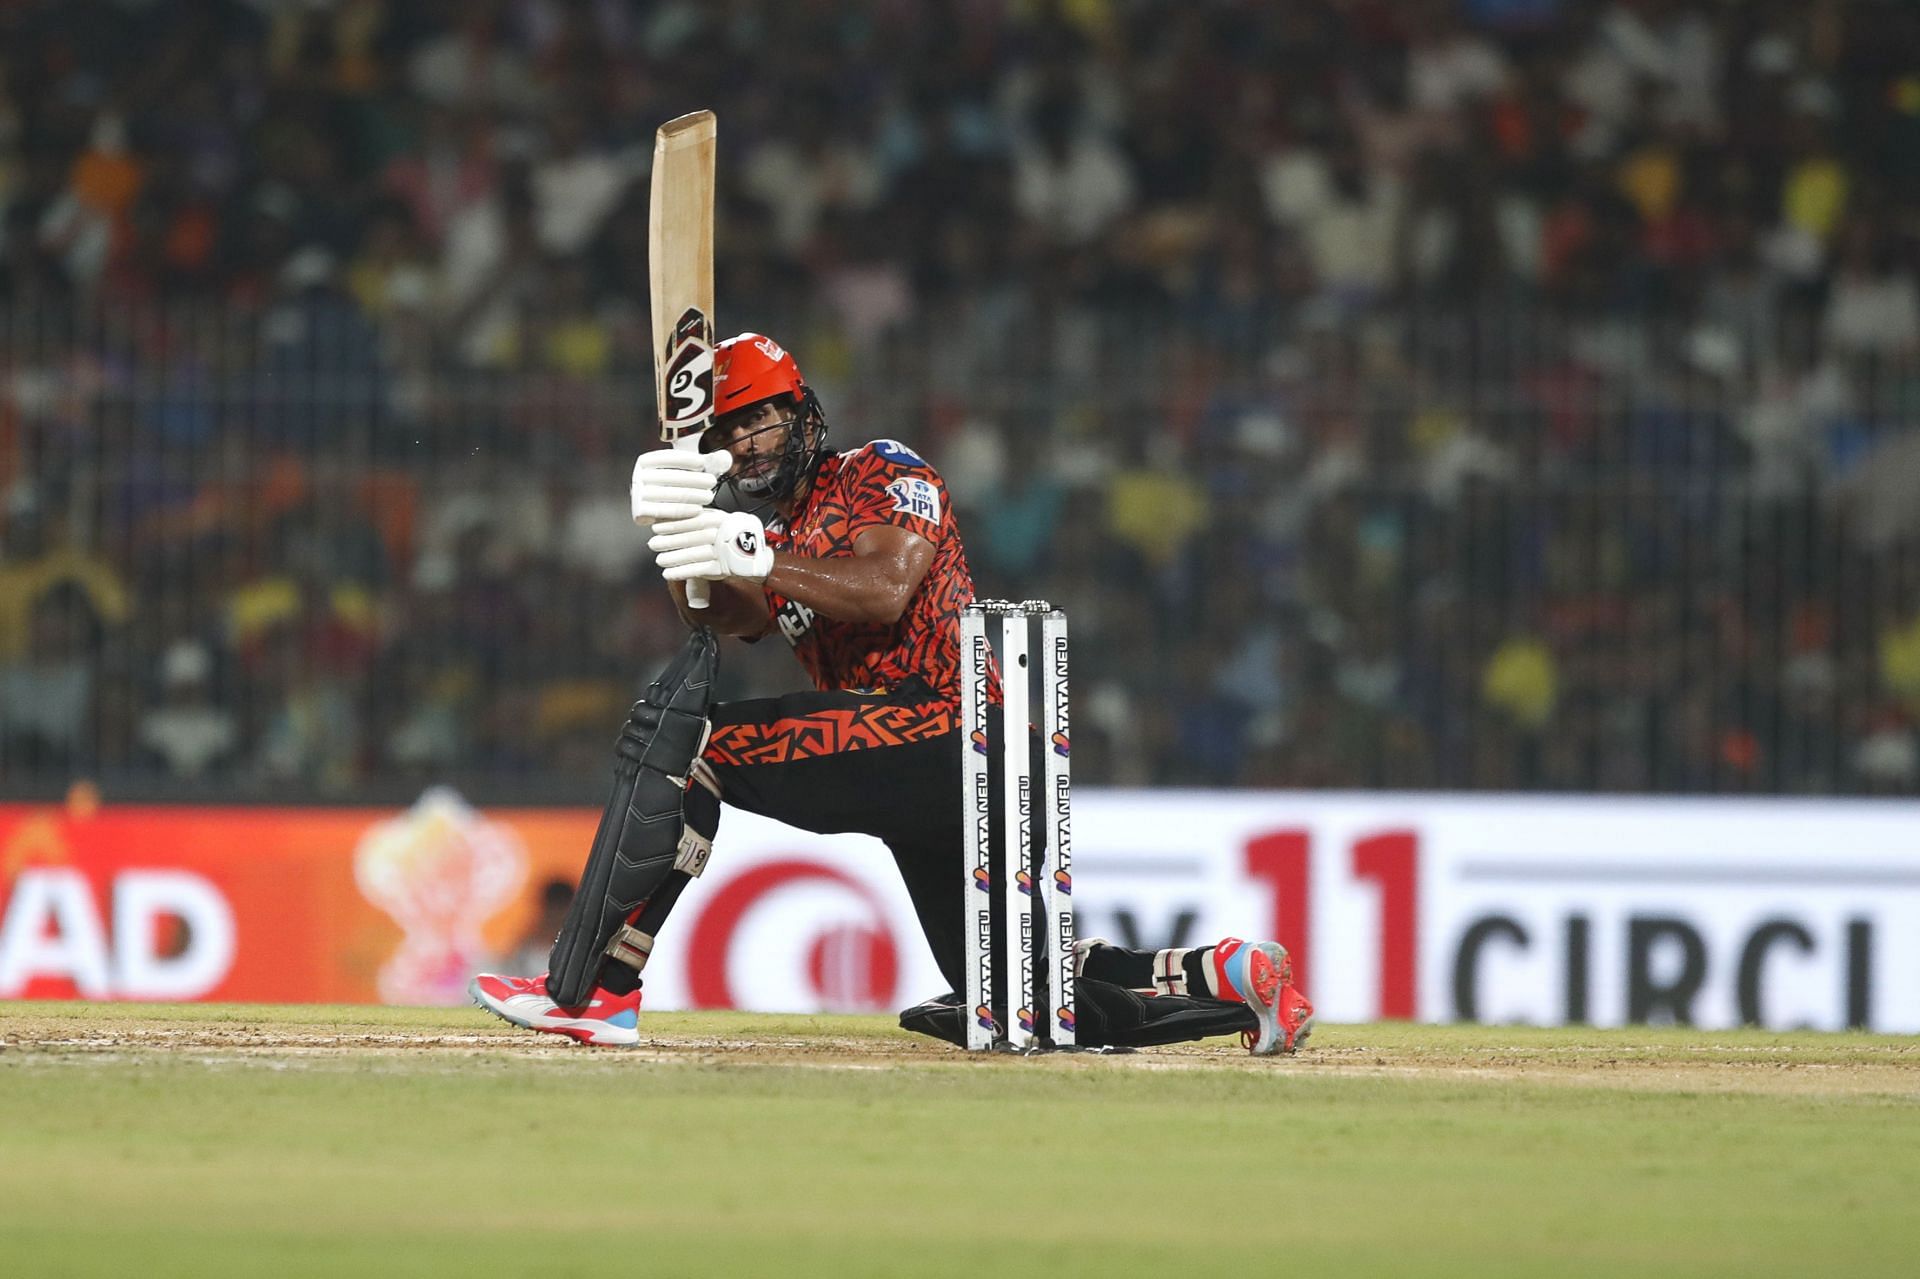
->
[649,511,775,584]
[631,449,732,526]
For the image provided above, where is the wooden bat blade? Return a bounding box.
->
[650,109,718,608]
[649,112,716,402]
[657,109,716,143]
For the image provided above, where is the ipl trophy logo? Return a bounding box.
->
[355,788,527,1005]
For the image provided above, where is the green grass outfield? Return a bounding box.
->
[3,1004,1917,1277]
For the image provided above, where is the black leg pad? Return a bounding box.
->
[546,627,719,1007]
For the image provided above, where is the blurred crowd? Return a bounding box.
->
[3,0,1920,798]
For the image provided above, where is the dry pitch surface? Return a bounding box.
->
[4,1003,1918,1277]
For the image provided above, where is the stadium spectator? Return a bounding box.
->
[0,583,99,771]
[137,640,240,779]
[0,0,1915,798]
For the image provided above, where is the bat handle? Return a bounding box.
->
[668,438,715,610]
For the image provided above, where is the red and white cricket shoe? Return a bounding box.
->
[1212,938,1314,1056]
[468,972,641,1046]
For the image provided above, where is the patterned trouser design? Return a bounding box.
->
[703,693,955,766]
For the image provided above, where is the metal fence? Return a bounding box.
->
[3,296,1918,801]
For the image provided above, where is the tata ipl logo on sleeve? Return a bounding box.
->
[355,787,527,1006]
[886,476,941,525]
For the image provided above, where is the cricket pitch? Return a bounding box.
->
[3,1003,1917,1277]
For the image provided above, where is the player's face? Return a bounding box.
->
[706,399,796,490]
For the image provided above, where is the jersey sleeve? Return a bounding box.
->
[841,440,950,540]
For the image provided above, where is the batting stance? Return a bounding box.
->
[471,334,1313,1054]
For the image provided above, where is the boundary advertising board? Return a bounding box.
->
[1,792,1914,1032]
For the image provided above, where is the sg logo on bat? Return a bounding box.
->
[662,306,715,440]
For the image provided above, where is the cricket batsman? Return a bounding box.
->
[471,334,1313,1054]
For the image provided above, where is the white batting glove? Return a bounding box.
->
[631,449,732,526]
[648,511,775,584]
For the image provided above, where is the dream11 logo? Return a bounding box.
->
[682,859,902,1012]
[1243,829,1420,1022]
[1241,823,1891,1030]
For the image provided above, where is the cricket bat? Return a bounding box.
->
[649,110,718,609]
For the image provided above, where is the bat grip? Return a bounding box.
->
[667,436,714,610]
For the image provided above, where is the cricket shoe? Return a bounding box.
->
[1211,938,1314,1056]
[468,972,641,1046]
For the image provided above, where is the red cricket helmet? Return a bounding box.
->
[713,333,807,417]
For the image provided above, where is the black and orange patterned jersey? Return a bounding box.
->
[759,438,982,702]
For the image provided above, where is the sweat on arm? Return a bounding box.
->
[764,524,933,625]
[742,439,981,699]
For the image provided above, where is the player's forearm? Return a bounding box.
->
[668,577,767,636]
[765,551,917,625]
